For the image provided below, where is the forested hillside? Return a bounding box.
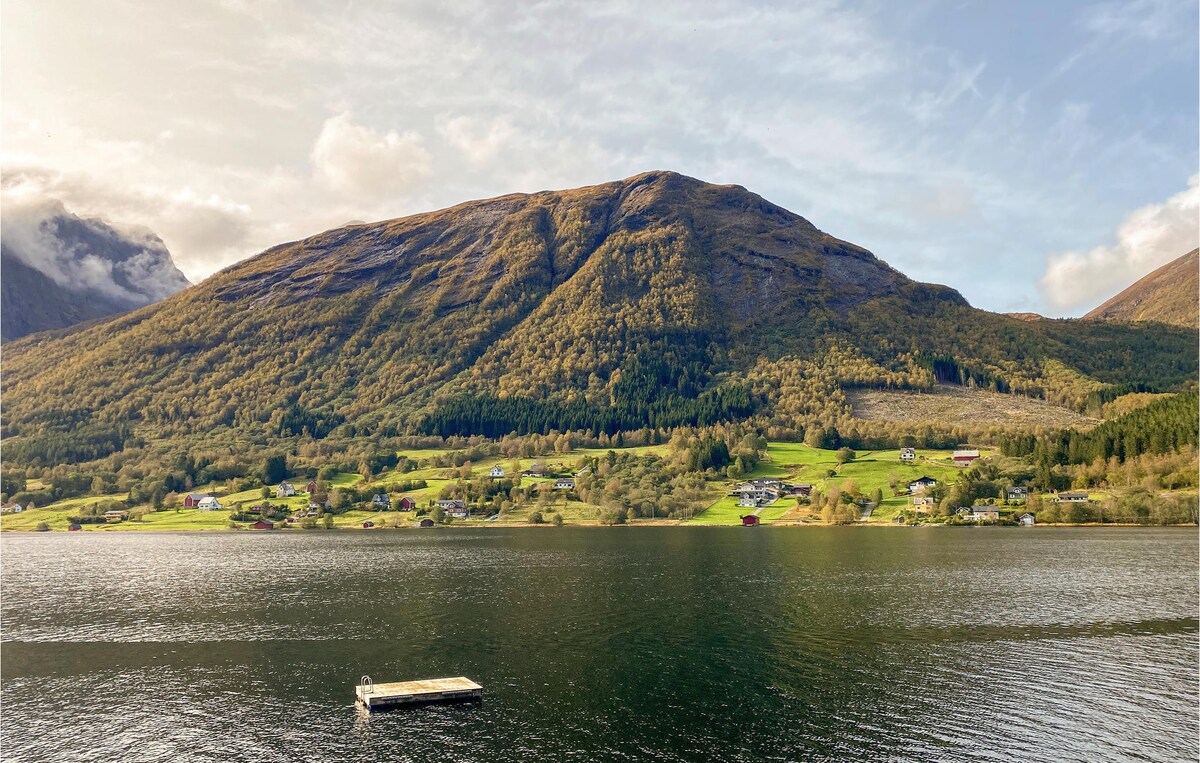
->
[3,171,1196,472]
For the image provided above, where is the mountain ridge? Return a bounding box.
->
[2,171,1195,460]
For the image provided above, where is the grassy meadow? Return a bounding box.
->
[1,442,1011,530]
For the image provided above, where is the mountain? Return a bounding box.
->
[2,171,1197,464]
[0,200,191,341]
[1084,249,1199,329]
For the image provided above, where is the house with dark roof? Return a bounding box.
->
[1054,491,1089,503]
[908,477,938,493]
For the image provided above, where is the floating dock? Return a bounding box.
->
[355,675,483,710]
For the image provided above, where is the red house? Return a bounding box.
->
[183,493,210,509]
[252,519,275,530]
[68,522,82,531]
[740,515,759,526]
[397,496,417,510]
[362,521,375,528]
[306,481,317,494]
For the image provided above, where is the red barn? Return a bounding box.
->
[397,497,417,510]
[741,515,760,526]
[183,494,210,509]
[252,519,275,530]
[953,449,980,466]
[306,481,317,494]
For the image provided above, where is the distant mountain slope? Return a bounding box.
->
[0,201,191,340]
[1084,249,1198,329]
[2,172,1196,459]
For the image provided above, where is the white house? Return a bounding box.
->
[738,493,759,508]
[1019,513,1036,526]
[436,499,468,518]
[900,448,916,462]
[489,466,506,478]
[275,481,296,498]
[197,496,222,511]
[908,477,938,494]
[555,477,576,490]
[967,506,1000,522]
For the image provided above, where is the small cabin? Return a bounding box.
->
[1019,513,1036,526]
[789,484,813,497]
[1054,491,1089,503]
[362,521,375,529]
[740,515,759,527]
[900,447,916,462]
[252,519,275,530]
[68,522,82,531]
[419,518,435,528]
[104,510,129,523]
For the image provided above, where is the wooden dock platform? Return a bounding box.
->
[355,675,482,710]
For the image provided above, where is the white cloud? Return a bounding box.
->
[0,195,191,304]
[311,112,432,198]
[1039,176,1200,312]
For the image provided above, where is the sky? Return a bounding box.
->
[1,0,1196,316]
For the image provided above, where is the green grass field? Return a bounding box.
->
[3,443,1003,530]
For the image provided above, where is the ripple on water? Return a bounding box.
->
[1,528,1196,762]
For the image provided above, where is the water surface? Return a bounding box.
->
[2,528,1196,762]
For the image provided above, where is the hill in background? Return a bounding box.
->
[1085,249,1198,329]
[0,200,191,341]
[2,171,1196,466]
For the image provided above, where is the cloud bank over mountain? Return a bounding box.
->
[0,196,191,340]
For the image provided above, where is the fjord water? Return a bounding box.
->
[2,528,1196,762]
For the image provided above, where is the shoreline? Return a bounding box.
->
[3,521,1195,533]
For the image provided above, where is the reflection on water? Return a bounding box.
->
[2,528,1196,762]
